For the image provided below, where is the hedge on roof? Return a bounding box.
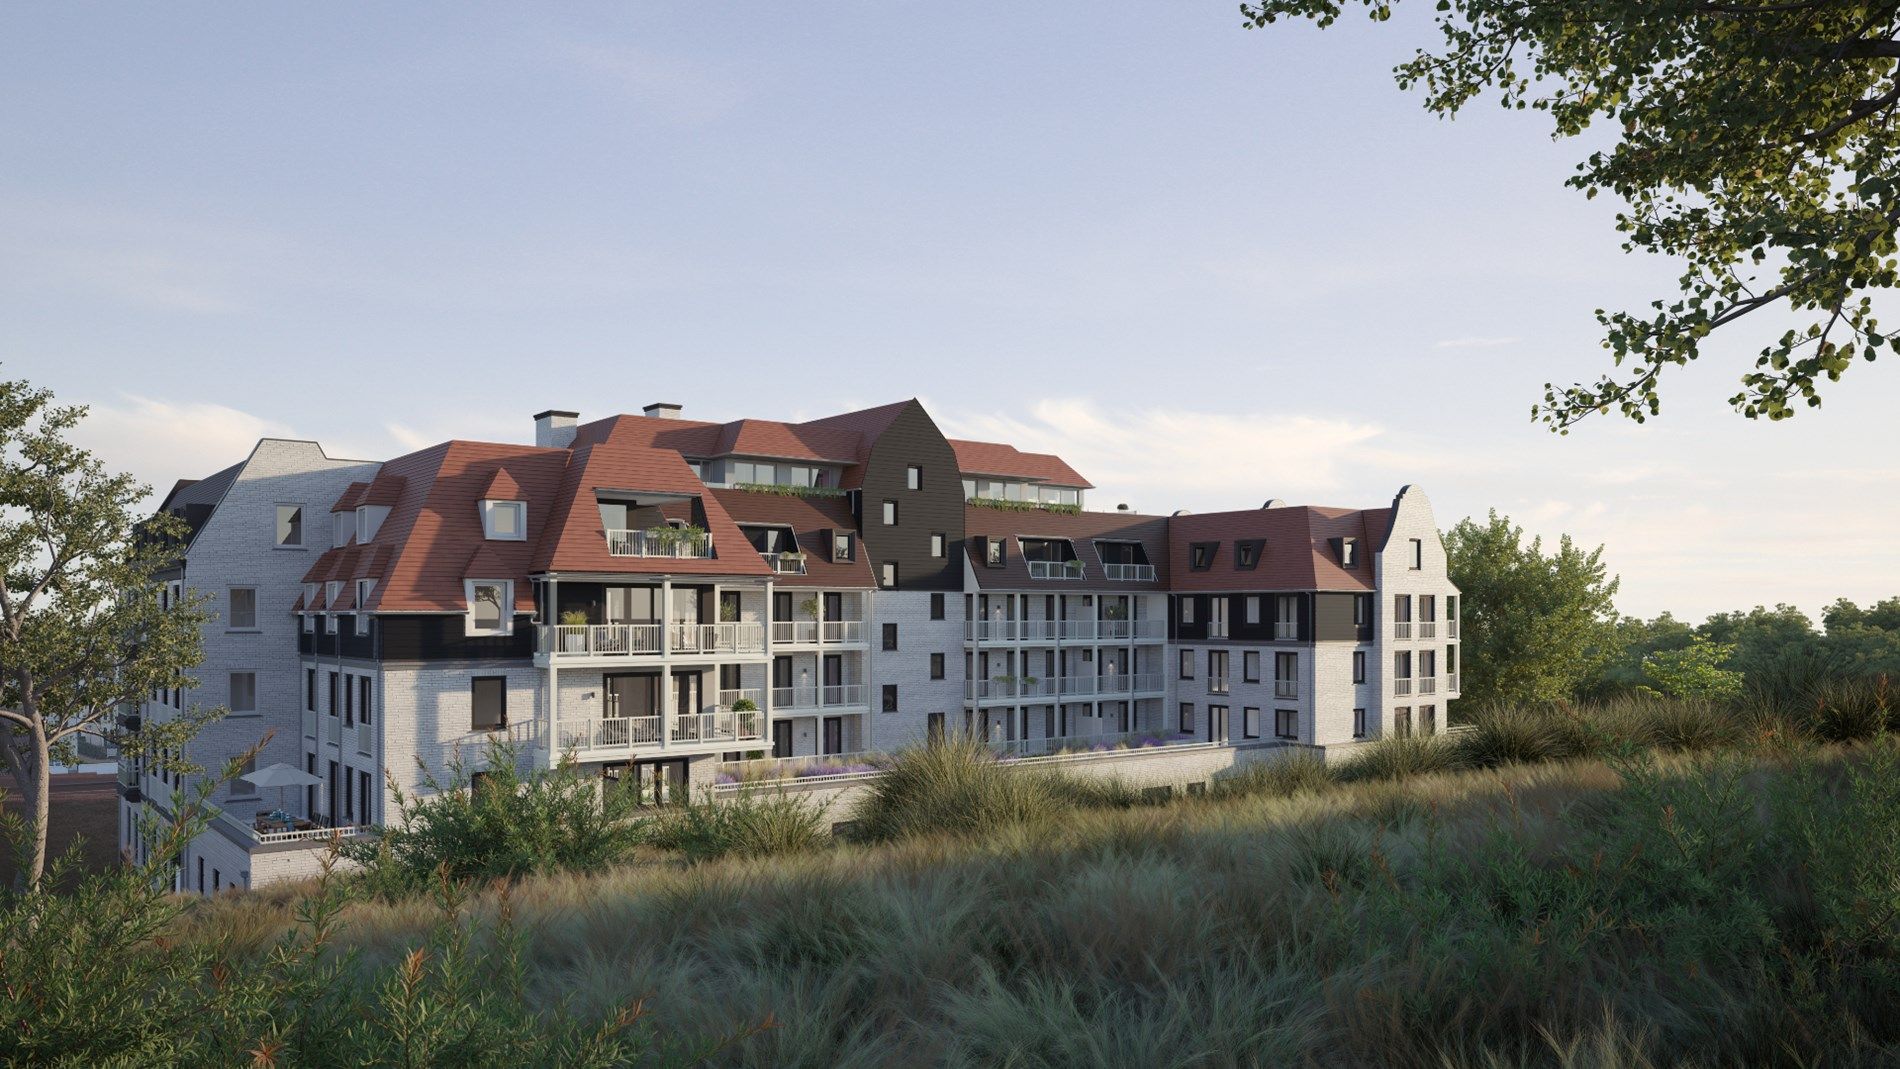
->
[967,497,1082,515]
[729,482,847,499]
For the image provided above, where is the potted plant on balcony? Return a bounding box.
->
[1064,558,1086,578]
[720,600,740,623]
[559,609,589,653]
[728,695,759,734]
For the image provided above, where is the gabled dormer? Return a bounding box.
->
[479,468,527,541]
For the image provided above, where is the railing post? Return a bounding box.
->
[659,578,672,749]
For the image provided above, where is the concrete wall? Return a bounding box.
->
[866,590,966,751]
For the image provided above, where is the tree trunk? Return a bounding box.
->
[6,730,50,893]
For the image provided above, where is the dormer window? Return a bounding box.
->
[1189,542,1218,571]
[332,511,353,545]
[481,500,526,541]
[356,579,375,613]
[1236,540,1263,570]
[356,504,388,543]
[1340,538,1358,567]
[832,532,854,561]
[465,580,512,636]
[983,536,1005,568]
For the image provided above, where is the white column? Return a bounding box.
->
[761,579,774,751]
[659,578,673,748]
[547,576,560,768]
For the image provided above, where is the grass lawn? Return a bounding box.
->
[1,772,122,890]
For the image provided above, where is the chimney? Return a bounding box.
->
[534,409,579,449]
[642,402,683,420]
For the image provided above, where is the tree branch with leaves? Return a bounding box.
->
[1242,0,1900,429]
[0,372,215,891]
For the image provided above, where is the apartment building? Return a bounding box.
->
[121,398,1460,892]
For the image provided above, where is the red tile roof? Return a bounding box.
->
[532,444,772,579]
[962,506,1168,590]
[950,439,1092,488]
[481,468,523,500]
[1167,506,1388,592]
[361,473,407,507]
[330,482,368,513]
[710,488,877,588]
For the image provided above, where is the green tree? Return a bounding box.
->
[1697,603,1821,667]
[1588,612,1697,698]
[1444,511,1621,705]
[1240,1,1900,429]
[1642,637,1745,701]
[0,374,211,890]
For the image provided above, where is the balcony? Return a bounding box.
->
[325,714,341,747]
[762,551,808,575]
[1025,560,1086,580]
[673,708,764,744]
[1274,623,1298,641]
[606,527,714,559]
[1449,620,1460,640]
[554,704,762,756]
[117,768,141,803]
[965,672,1163,701]
[538,622,764,659]
[822,620,864,644]
[1418,677,1438,695]
[1394,622,1413,640]
[1418,621,1438,639]
[1449,672,1460,692]
[1394,678,1413,696]
[1101,563,1156,582]
[771,683,869,711]
[1274,679,1299,699]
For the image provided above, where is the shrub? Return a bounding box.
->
[1453,703,1578,767]
[850,738,1130,841]
[344,738,646,897]
[645,792,829,861]
[1634,697,1739,751]
[1333,734,1465,783]
[1211,751,1335,798]
[1807,675,1894,743]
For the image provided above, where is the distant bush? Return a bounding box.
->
[850,738,1134,842]
[1454,703,1582,767]
[1333,734,1465,783]
[1806,675,1895,743]
[645,791,829,861]
[1211,751,1335,799]
[345,738,646,897]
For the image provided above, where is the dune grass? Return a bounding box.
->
[165,736,1900,1068]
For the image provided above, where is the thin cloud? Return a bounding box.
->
[1433,335,1521,349]
[71,395,295,506]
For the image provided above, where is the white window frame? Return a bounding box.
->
[481,500,527,541]
[356,578,375,614]
[907,465,922,490]
[464,579,513,636]
[880,562,897,589]
[227,586,259,631]
[930,532,945,558]
[882,500,898,526]
[274,503,306,548]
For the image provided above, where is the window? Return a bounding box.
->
[882,684,898,713]
[472,677,507,731]
[1354,594,1370,628]
[1207,650,1229,694]
[1245,596,1260,626]
[880,562,897,589]
[1340,537,1358,567]
[907,465,922,490]
[228,587,257,630]
[356,579,375,614]
[833,533,853,561]
[305,668,316,711]
[1395,651,1413,679]
[482,500,526,541]
[1243,707,1260,739]
[1179,702,1194,733]
[1236,539,1263,569]
[327,672,338,717]
[343,674,354,727]
[1180,598,1195,625]
[1275,651,1298,683]
[882,623,898,651]
[1275,595,1298,638]
[930,532,945,558]
[1419,594,1436,622]
[1275,709,1298,740]
[1243,650,1260,682]
[927,712,945,744]
[1410,538,1424,569]
[1353,650,1366,683]
[1189,542,1216,570]
[983,537,1005,567]
[275,504,304,547]
[232,754,255,796]
[1209,597,1229,639]
[882,500,898,526]
[358,677,372,725]
[931,653,945,680]
[930,593,945,619]
[1179,649,1195,679]
[1395,707,1413,737]
[466,580,510,636]
[229,672,256,715]
[1353,708,1366,738]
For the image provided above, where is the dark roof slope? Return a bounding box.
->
[962,506,1169,591]
[1167,506,1387,592]
[532,444,771,579]
[950,439,1092,489]
[711,489,876,588]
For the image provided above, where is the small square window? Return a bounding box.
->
[930,653,945,680]
[228,588,257,630]
[882,684,898,712]
[1236,541,1259,569]
[1341,538,1358,567]
[483,500,526,541]
[467,581,510,635]
[883,622,898,651]
[930,593,945,620]
[472,677,507,731]
[275,505,304,547]
[882,500,898,526]
[880,562,897,589]
[930,532,945,558]
[1275,709,1298,740]
[229,672,257,714]
[907,466,922,491]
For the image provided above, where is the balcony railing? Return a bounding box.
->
[772,620,818,645]
[302,708,316,739]
[1418,621,1437,639]
[1025,560,1086,580]
[1274,679,1299,699]
[1449,620,1460,639]
[1274,623,1298,640]
[771,684,868,710]
[355,722,374,755]
[555,704,762,754]
[674,709,763,744]
[1101,563,1156,582]
[605,527,714,559]
[1394,621,1413,640]
[1394,678,1413,696]
[966,672,1164,701]
[325,714,340,747]
[538,622,764,657]
[762,552,808,575]
[965,618,1166,643]
[1449,672,1459,692]
[988,728,1168,758]
[1418,677,1438,694]
[560,715,663,751]
[821,620,864,644]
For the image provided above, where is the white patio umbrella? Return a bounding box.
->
[241,762,322,819]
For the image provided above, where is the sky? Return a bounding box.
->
[3,4,1896,622]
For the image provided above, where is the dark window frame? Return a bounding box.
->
[1188,541,1218,571]
[1178,701,1194,733]
[907,465,923,491]
[930,531,946,558]
[882,622,899,651]
[1243,706,1260,739]
[1275,708,1298,740]
[882,684,898,713]
[882,499,899,526]
[471,676,508,731]
[930,652,945,680]
[1235,539,1264,570]
[930,592,945,620]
